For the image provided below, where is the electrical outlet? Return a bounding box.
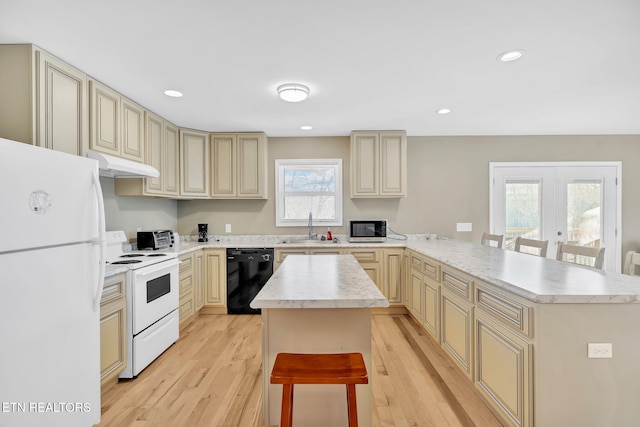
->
[456,222,472,232]
[225,224,231,233]
[588,343,613,358]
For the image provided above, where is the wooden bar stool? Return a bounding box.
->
[270,352,368,427]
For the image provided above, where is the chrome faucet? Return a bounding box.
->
[308,211,314,240]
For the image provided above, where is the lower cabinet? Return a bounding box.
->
[204,249,226,307]
[422,277,440,340]
[178,252,196,328]
[441,288,474,379]
[383,248,403,304]
[194,251,205,311]
[274,247,345,270]
[100,273,126,387]
[475,312,533,427]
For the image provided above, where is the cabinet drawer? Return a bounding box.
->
[180,274,193,295]
[349,249,378,263]
[179,294,194,321]
[179,253,193,272]
[101,274,125,305]
[423,257,440,282]
[442,267,474,301]
[475,282,533,337]
[276,249,308,263]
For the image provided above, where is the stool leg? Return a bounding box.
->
[346,384,358,427]
[280,384,294,427]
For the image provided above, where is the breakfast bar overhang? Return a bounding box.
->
[251,254,389,427]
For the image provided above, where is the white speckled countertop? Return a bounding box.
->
[406,239,640,304]
[250,254,390,309]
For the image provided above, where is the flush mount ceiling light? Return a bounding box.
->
[277,83,310,102]
[498,50,524,62]
[300,125,313,130]
[164,90,183,98]
[437,108,451,115]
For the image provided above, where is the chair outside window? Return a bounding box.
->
[514,237,549,257]
[481,232,504,249]
[556,243,605,270]
[623,251,640,276]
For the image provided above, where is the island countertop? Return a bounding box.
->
[250,254,390,309]
[406,239,640,304]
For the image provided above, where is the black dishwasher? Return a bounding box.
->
[226,248,274,314]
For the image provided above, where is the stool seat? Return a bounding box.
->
[270,352,368,427]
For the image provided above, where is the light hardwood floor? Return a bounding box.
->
[99,314,503,427]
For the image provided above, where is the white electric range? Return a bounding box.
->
[105,231,180,378]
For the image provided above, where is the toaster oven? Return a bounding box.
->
[137,230,174,250]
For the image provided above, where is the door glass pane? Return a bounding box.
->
[505,179,541,251]
[567,179,602,248]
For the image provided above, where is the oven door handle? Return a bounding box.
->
[134,258,181,279]
[91,170,106,313]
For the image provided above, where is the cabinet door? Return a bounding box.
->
[164,121,179,196]
[37,50,88,156]
[144,111,164,194]
[351,132,379,196]
[204,249,226,307]
[441,289,474,379]
[475,313,533,427]
[89,80,119,156]
[379,131,407,196]
[404,252,412,306]
[423,278,440,341]
[194,251,204,311]
[120,96,145,162]
[383,249,403,303]
[410,269,423,321]
[180,129,210,197]
[237,133,267,198]
[211,134,236,197]
[100,274,126,385]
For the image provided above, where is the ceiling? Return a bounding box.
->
[1,0,639,137]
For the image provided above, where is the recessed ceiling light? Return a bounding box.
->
[437,108,451,115]
[300,125,313,130]
[498,50,524,62]
[277,83,310,102]
[164,90,183,98]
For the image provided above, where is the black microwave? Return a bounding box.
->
[347,219,387,243]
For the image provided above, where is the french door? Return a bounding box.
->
[490,162,621,272]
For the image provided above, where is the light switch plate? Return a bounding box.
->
[588,343,613,358]
[456,222,472,232]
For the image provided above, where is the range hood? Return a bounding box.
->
[87,151,160,178]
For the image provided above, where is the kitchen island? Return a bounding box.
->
[403,239,640,427]
[250,254,389,427]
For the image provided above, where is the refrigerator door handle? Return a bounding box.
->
[91,171,106,312]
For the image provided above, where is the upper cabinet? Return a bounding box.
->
[0,44,88,156]
[210,133,268,199]
[180,128,210,198]
[350,130,407,198]
[115,112,179,198]
[89,79,145,162]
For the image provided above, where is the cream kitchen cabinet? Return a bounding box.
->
[89,79,145,162]
[115,112,179,197]
[407,251,441,340]
[100,273,127,389]
[210,133,268,199]
[178,252,196,328]
[350,131,407,198]
[180,128,210,198]
[0,44,88,156]
[194,250,205,311]
[382,248,403,304]
[347,248,382,292]
[203,249,226,308]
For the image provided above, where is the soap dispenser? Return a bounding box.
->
[327,228,332,240]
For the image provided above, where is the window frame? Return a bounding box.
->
[275,158,343,227]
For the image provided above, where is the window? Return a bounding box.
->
[275,159,343,227]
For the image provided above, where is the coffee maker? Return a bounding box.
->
[198,223,208,242]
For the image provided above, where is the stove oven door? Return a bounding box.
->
[131,258,180,334]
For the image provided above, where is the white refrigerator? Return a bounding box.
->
[0,138,105,427]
